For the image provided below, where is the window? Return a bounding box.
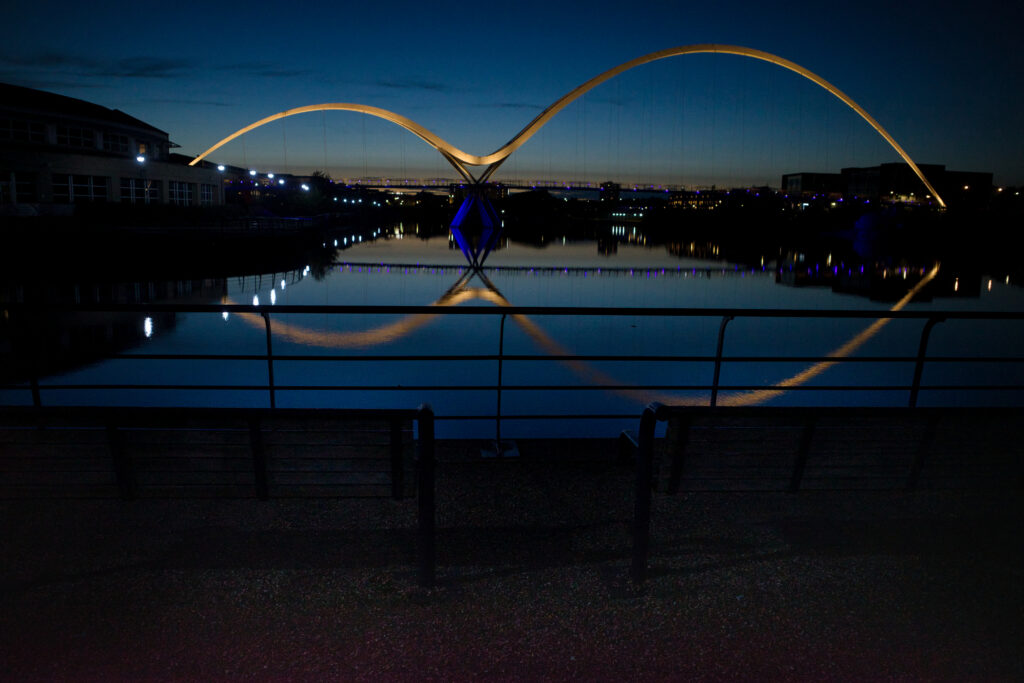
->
[53,175,108,203]
[0,119,46,144]
[0,172,37,203]
[56,126,95,148]
[199,183,215,205]
[168,181,194,206]
[103,133,129,154]
[120,177,160,204]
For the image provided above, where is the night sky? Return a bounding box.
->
[4,0,1022,186]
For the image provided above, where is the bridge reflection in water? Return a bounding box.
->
[223,260,942,411]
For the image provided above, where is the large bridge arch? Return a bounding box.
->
[190,44,945,205]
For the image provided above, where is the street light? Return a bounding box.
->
[136,155,146,163]
[217,164,225,172]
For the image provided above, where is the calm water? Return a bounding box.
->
[6,231,1024,437]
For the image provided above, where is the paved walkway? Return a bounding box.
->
[2,443,1021,680]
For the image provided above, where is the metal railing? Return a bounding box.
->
[3,304,1023,429]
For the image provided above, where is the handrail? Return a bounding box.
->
[3,304,1022,424]
[7,302,1024,319]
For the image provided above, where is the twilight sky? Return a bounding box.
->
[4,0,1022,186]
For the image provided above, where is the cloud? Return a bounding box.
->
[144,98,234,107]
[0,50,311,82]
[485,102,545,111]
[372,79,452,93]
[0,71,108,90]
[220,63,312,78]
[98,57,195,79]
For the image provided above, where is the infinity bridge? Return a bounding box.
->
[190,43,946,206]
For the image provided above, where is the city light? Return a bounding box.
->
[267,173,275,179]
[136,155,145,163]
[301,184,310,191]
[249,170,257,176]
[143,317,153,338]
[217,164,225,172]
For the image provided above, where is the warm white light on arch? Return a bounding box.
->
[190,43,946,205]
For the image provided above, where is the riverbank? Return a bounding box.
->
[2,440,1020,679]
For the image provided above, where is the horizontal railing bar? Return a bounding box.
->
[16,383,1023,392]
[8,302,1024,320]
[95,353,1024,364]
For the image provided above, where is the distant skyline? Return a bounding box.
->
[4,1,1022,186]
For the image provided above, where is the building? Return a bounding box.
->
[783,162,993,208]
[0,83,222,211]
[780,172,843,196]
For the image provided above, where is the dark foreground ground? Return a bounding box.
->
[2,440,1021,681]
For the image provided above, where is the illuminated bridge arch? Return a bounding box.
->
[190,44,945,206]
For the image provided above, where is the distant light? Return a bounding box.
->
[278,179,285,185]
[222,311,230,321]
[249,170,257,177]
[963,185,969,190]
[270,289,277,305]
[267,173,275,179]
[217,164,225,172]
[143,317,153,338]
[302,184,310,191]
[280,279,286,290]
[136,155,146,163]
[252,294,259,306]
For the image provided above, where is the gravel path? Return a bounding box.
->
[2,445,1021,680]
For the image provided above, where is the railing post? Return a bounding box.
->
[909,317,944,408]
[30,365,41,409]
[631,402,663,584]
[710,315,734,407]
[390,419,404,501]
[416,404,436,588]
[249,415,269,500]
[495,313,507,444]
[262,311,276,409]
[107,423,135,501]
[789,417,816,493]
[21,309,43,408]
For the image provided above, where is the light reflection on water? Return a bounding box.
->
[7,236,1024,437]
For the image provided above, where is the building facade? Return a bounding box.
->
[0,83,222,212]
[783,163,993,208]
